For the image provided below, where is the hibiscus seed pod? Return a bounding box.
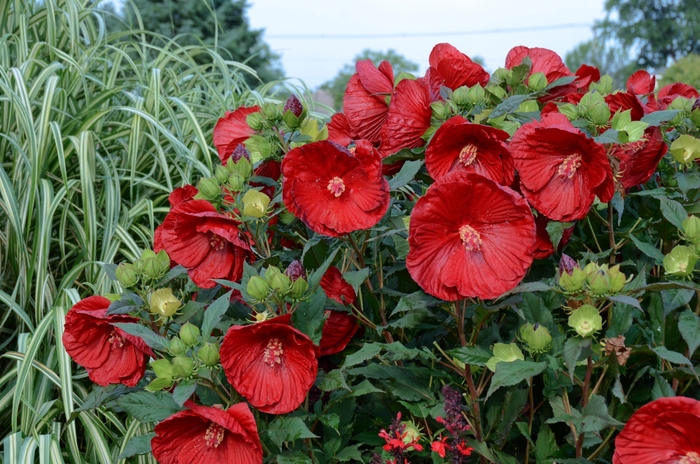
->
[143,257,164,280]
[246,111,264,131]
[528,72,548,92]
[115,263,139,288]
[568,304,603,338]
[171,355,195,378]
[227,173,245,192]
[132,258,145,274]
[150,288,181,317]
[242,189,271,218]
[451,86,469,105]
[197,342,220,367]
[466,84,486,104]
[265,265,282,280]
[215,165,230,184]
[150,358,174,380]
[262,102,281,120]
[140,249,157,260]
[519,323,552,354]
[663,245,698,277]
[589,102,612,126]
[587,269,611,295]
[559,103,579,120]
[169,336,187,356]
[558,254,579,276]
[430,101,449,120]
[247,276,271,301]
[197,177,220,200]
[287,277,308,299]
[155,250,170,275]
[682,215,700,244]
[180,323,200,346]
[233,156,252,179]
[269,272,292,294]
[607,265,627,294]
[558,267,586,293]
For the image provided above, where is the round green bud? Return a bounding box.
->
[430,101,449,120]
[587,269,611,295]
[670,134,700,164]
[663,245,698,277]
[588,102,612,125]
[269,272,292,294]
[132,258,145,274]
[140,249,157,260]
[288,277,309,299]
[558,103,579,120]
[150,359,174,380]
[467,84,486,104]
[682,215,700,244]
[215,165,231,184]
[115,263,139,288]
[197,343,220,367]
[519,323,552,354]
[227,173,245,192]
[247,276,270,301]
[451,86,470,105]
[559,267,586,293]
[171,355,195,378]
[143,257,164,280]
[150,288,181,317]
[262,102,281,120]
[607,265,627,294]
[568,305,603,338]
[155,250,171,275]
[265,265,282,280]
[242,189,271,218]
[528,72,548,92]
[246,112,264,131]
[233,157,252,179]
[169,336,188,356]
[179,322,200,347]
[197,177,220,200]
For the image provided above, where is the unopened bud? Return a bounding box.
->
[288,277,308,299]
[132,258,145,274]
[451,86,470,105]
[528,72,548,91]
[262,102,281,120]
[682,215,700,244]
[233,157,252,179]
[587,269,611,295]
[519,323,552,354]
[169,336,187,356]
[227,173,245,192]
[568,305,603,338]
[269,272,292,294]
[197,177,220,200]
[197,343,220,367]
[247,276,270,301]
[430,102,449,120]
[559,267,586,293]
[607,265,627,294]
[589,102,611,125]
[155,250,170,274]
[143,258,164,280]
[116,263,139,287]
[284,95,304,117]
[151,359,174,380]
[664,245,698,277]
[246,112,264,131]
[215,165,230,184]
[285,260,306,281]
[180,323,200,346]
[467,84,486,104]
[171,355,195,378]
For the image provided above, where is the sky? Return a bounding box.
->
[247,0,610,89]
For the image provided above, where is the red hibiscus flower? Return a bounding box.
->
[658,82,699,109]
[509,111,614,222]
[407,171,536,301]
[213,106,261,163]
[343,60,394,144]
[62,296,153,387]
[320,266,356,305]
[220,314,319,414]
[533,214,574,260]
[426,43,489,100]
[320,310,359,356]
[505,46,574,99]
[151,400,262,464]
[605,91,646,120]
[327,113,359,147]
[612,126,668,189]
[573,64,600,92]
[281,139,390,237]
[627,70,656,96]
[154,185,199,258]
[613,396,700,464]
[425,115,514,185]
[379,77,432,157]
[159,199,253,288]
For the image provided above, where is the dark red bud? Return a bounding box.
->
[284,95,304,117]
[559,254,579,276]
[285,260,306,281]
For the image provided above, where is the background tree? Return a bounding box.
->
[565,38,640,89]
[598,0,700,69]
[124,0,283,84]
[320,49,420,109]
[660,54,700,88]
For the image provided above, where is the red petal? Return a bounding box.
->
[627,70,656,95]
[344,73,390,144]
[213,106,260,163]
[380,78,432,157]
[320,267,356,306]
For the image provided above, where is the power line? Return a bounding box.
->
[267,23,591,40]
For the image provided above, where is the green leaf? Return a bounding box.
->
[563,337,591,380]
[629,234,664,263]
[106,293,144,315]
[112,322,169,351]
[116,433,155,459]
[117,391,182,423]
[660,197,688,230]
[546,221,573,249]
[276,451,313,464]
[342,268,370,294]
[172,379,197,406]
[500,281,553,297]
[661,288,695,314]
[490,94,532,119]
[266,417,318,447]
[448,345,493,366]
[652,373,675,399]
[342,343,383,368]
[578,395,622,433]
[307,247,340,291]
[594,128,620,144]
[335,444,363,462]
[608,295,642,311]
[392,291,439,314]
[389,160,423,191]
[535,425,557,464]
[201,290,231,341]
[486,360,546,399]
[652,346,692,366]
[292,289,326,344]
[316,370,350,392]
[350,380,384,396]
[641,110,681,126]
[679,310,700,356]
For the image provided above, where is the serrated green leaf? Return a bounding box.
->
[490,94,532,119]
[389,160,423,191]
[201,290,231,341]
[679,310,700,356]
[266,417,318,447]
[629,234,665,263]
[117,391,182,423]
[486,360,546,399]
[112,322,169,351]
[652,346,692,366]
[660,197,688,231]
[115,433,154,460]
[449,345,492,366]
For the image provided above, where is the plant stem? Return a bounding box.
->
[524,380,535,464]
[608,203,616,265]
[576,357,593,458]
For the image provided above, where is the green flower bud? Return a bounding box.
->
[245,135,272,160]
[262,102,281,120]
[269,272,292,294]
[451,86,470,105]
[528,72,548,91]
[197,177,220,200]
[227,173,245,192]
[150,359,174,379]
[607,265,627,294]
[197,343,220,367]
[491,67,511,85]
[682,215,700,244]
[279,209,296,224]
[180,322,200,346]
[589,102,612,125]
[265,265,282,280]
[670,134,700,164]
[519,323,552,354]
[156,250,170,274]
[568,305,603,338]
[486,343,524,372]
[690,108,700,128]
[169,336,187,356]
[559,103,579,120]
[288,277,309,299]
[467,84,486,104]
[132,258,145,274]
[143,257,164,280]
[486,84,507,99]
[664,245,698,277]
[215,165,231,184]
[150,288,181,317]
[430,101,449,120]
[587,269,612,295]
[559,267,587,293]
[246,112,264,131]
[233,157,252,179]
[115,263,139,287]
[283,110,301,129]
[242,189,270,218]
[247,276,270,301]
[171,355,195,378]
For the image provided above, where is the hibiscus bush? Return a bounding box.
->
[5,10,700,461]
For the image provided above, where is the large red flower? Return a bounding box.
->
[406,171,536,300]
[627,70,656,96]
[320,310,359,356]
[426,43,489,100]
[605,91,646,121]
[425,115,514,185]
[320,266,356,305]
[509,111,614,222]
[379,77,432,157]
[343,60,394,144]
[62,296,153,387]
[612,126,668,189]
[220,315,319,414]
[151,400,262,464]
[213,106,260,163]
[282,139,390,237]
[505,46,574,99]
[159,199,253,288]
[658,82,699,109]
[327,113,359,147]
[613,396,700,464]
